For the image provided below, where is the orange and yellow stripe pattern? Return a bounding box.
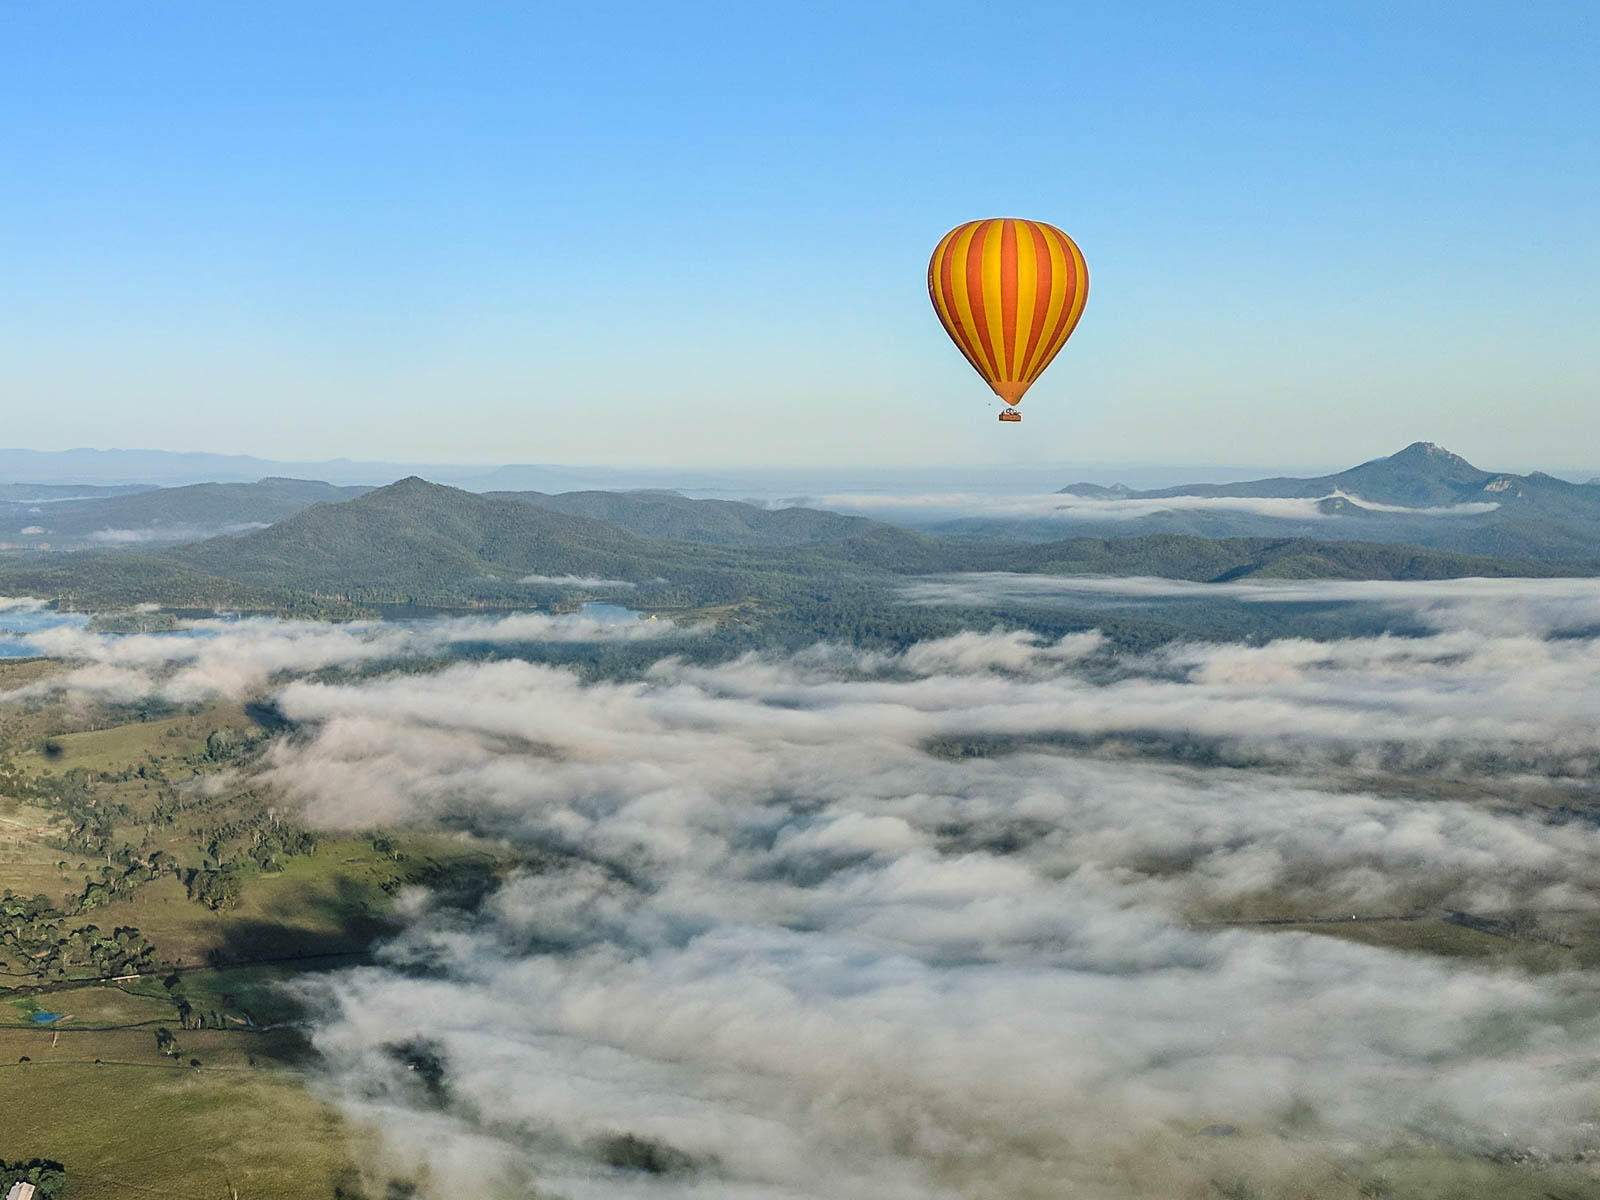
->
[927,218,1089,407]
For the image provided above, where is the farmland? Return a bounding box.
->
[0,658,513,1198]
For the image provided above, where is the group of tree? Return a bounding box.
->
[1,890,158,980]
[184,867,244,912]
[0,1158,66,1199]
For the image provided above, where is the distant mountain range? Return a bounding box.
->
[1063,442,1597,507]
[0,476,1582,627]
[0,447,763,491]
[896,443,1600,562]
[0,442,1594,573]
[0,447,1205,495]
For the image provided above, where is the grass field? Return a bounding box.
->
[0,1056,356,1199]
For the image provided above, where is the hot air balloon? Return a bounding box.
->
[927,218,1088,422]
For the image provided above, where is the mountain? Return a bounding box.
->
[1122,442,1523,506]
[978,443,1600,562]
[1061,442,1600,514]
[169,477,671,597]
[0,478,370,549]
[172,478,988,592]
[489,490,875,548]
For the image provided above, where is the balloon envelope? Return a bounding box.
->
[927,218,1088,407]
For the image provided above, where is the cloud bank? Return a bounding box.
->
[810,490,1500,524]
[88,521,271,543]
[904,573,1600,636]
[0,607,680,704]
[518,574,639,589]
[231,579,1600,1197]
[12,580,1599,1196]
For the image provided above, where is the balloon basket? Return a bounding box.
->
[998,410,1021,423]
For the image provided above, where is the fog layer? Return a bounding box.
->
[222,580,1600,1197]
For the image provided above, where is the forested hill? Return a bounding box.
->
[0,478,370,550]
[1001,533,1575,581]
[490,489,875,548]
[173,477,666,594]
[0,476,1585,621]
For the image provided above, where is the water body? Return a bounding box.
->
[31,1010,62,1024]
[0,604,88,656]
[0,603,233,658]
[0,598,650,663]
[373,600,647,626]
[577,601,643,623]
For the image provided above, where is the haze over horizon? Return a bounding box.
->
[0,441,1595,495]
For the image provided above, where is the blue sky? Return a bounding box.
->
[3,2,1595,471]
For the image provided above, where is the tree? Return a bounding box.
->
[0,1158,68,1200]
[155,1026,178,1057]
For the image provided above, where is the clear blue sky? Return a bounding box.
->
[3,2,1595,471]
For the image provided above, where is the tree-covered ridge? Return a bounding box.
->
[0,478,371,550]
[0,476,1586,622]
[490,488,875,548]
[1003,533,1569,581]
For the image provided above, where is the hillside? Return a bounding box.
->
[492,489,875,548]
[1009,533,1570,582]
[0,478,370,549]
[171,477,669,596]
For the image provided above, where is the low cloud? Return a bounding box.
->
[518,574,638,589]
[1325,489,1501,516]
[904,573,1600,636]
[247,582,1600,1196]
[88,522,270,544]
[12,583,1600,1195]
[0,608,681,704]
[810,490,1499,523]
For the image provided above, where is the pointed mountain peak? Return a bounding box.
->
[371,475,456,495]
[1392,441,1475,466]
[351,476,478,513]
